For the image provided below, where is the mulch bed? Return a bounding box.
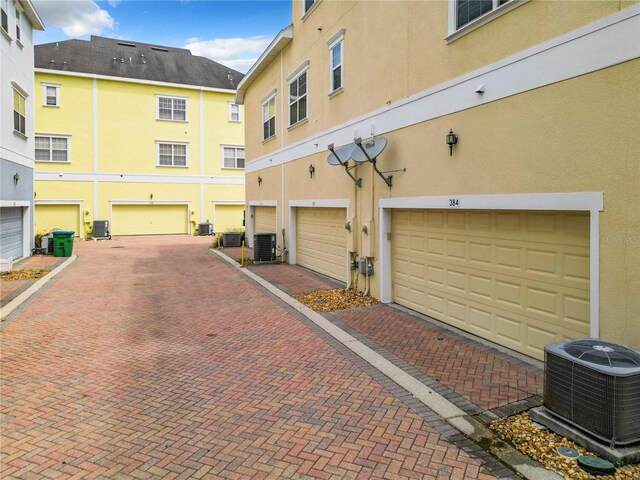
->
[0,269,50,281]
[293,288,379,312]
[490,413,640,480]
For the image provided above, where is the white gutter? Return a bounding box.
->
[18,0,45,30]
[235,25,294,105]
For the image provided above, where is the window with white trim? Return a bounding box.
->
[13,87,26,135]
[456,0,511,29]
[1,0,8,35]
[43,83,60,107]
[222,146,245,169]
[304,0,317,14]
[35,135,70,162]
[157,142,188,167]
[228,102,240,122]
[262,94,276,140]
[288,69,307,126]
[328,34,343,93]
[14,7,20,42]
[157,95,187,121]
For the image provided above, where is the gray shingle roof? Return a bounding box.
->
[35,36,243,90]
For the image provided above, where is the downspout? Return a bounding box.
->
[280,50,287,258]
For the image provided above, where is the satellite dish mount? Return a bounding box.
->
[327,144,362,188]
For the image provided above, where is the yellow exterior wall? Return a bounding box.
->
[242,1,640,352]
[34,71,245,239]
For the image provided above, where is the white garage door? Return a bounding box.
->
[296,207,347,282]
[0,207,23,260]
[112,204,188,236]
[392,209,590,360]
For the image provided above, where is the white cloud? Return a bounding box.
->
[185,36,273,73]
[33,0,115,37]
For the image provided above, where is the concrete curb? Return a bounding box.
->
[0,255,78,322]
[210,249,562,480]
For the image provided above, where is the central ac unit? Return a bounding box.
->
[93,220,110,239]
[544,339,640,446]
[42,235,53,255]
[199,223,213,235]
[254,233,276,261]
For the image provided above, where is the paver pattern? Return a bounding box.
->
[1,256,62,307]
[334,306,543,412]
[1,236,496,479]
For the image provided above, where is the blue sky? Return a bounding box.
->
[32,0,292,72]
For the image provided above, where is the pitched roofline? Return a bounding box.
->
[235,25,293,105]
[17,0,45,30]
[34,68,237,94]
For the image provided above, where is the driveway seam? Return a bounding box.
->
[210,249,561,480]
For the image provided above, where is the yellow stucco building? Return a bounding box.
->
[237,0,640,360]
[34,35,245,238]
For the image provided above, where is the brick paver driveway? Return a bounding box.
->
[1,236,498,479]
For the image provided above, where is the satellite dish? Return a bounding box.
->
[327,144,356,166]
[352,136,387,163]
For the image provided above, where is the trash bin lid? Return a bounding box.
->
[52,230,75,235]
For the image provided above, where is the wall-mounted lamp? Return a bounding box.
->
[309,164,315,179]
[446,129,458,156]
[257,176,262,186]
[13,173,20,185]
[150,193,154,199]
[85,210,90,216]
[190,210,195,216]
[344,221,351,231]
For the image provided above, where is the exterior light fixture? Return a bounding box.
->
[13,173,19,185]
[309,164,315,178]
[446,129,458,156]
[258,176,262,186]
[150,193,153,199]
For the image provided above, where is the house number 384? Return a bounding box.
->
[449,198,460,207]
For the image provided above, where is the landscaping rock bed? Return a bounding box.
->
[294,288,379,312]
[0,269,50,281]
[490,413,640,479]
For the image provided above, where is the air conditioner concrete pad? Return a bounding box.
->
[530,407,640,466]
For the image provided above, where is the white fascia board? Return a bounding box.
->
[248,200,277,207]
[236,25,294,104]
[34,69,236,94]
[378,192,604,212]
[35,172,245,185]
[0,200,31,207]
[35,199,83,205]
[109,200,191,205]
[212,200,245,205]
[18,0,45,30]
[245,5,640,174]
[290,199,350,208]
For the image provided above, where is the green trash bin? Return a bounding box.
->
[52,230,75,257]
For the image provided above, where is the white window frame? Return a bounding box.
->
[221,145,245,170]
[12,85,26,137]
[301,0,321,20]
[1,0,9,40]
[156,94,188,122]
[228,102,241,122]
[446,0,528,43]
[14,5,21,43]
[156,141,189,167]
[287,62,309,128]
[327,29,345,96]
[261,90,277,141]
[42,83,60,107]
[35,134,71,163]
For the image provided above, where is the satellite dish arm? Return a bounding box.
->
[328,144,362,188]
[355,139,392,187]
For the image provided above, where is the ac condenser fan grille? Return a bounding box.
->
[562,339,640,368]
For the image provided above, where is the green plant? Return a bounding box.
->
[34,232,43,249]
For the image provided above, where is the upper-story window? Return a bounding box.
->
[262,93,276,141]
[222,145,245,169]
[14,7,20,42]
[42,83,60,107]
[288,65,308,127]
[1,0,8,37]
[448,0,523,42]
[35,135,70,162]
[13,87,26,136]
[327,30,344,94]
[157,95,187,121]
[157,142,188,167]
[304,0,317,14]
[229,102,240,122]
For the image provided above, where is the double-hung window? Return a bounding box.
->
[448,0,523,41]
[14,7,20,42]
[13,87,26,136]
[222,146,245,169]
[157,95,187,121]
[42,83,60,107]
[229,102,240,122]
[262,93,276,141]
[35,135,70,162]
[288,64,308,127]
[1,0,8,35]
[327,30,344,94]
[157,142,188,167]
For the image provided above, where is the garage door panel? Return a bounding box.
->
[392,209,590,360]
[35,204,79,235]
[254,206,276,234]
[296,207,347,282]
[112,205,188,236]
[0,207,23,259]
[214,205,244,233]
